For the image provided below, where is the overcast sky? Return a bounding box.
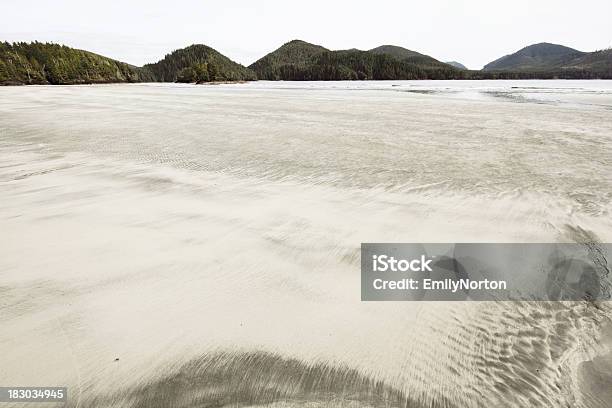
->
[2,0,611,70]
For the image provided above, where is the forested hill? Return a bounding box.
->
[250,40,612,80]
[369,45,454,70]
[305,49,460,80]
[484,43,586,71]
[445,61,467,69]
[0,42,255,85]
[570,49,612,75]
[0,42,154,85]
[143,44,256,83]
[249,40,329,80]
[249,40,460,80]
[2,40,611,85]
[482,42,612,78]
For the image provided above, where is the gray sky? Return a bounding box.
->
[2,0,611,70]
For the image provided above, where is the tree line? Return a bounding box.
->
[0,41,153,85]
[1,41,610,85]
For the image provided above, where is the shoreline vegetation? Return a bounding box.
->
[1,40,611,86]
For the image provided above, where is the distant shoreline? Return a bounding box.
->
[2,41,610,86]
[0,80,254,87]
[4,78,612,87]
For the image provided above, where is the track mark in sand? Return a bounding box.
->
[86,351,426,408]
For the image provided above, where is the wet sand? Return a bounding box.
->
[1,81,611,407]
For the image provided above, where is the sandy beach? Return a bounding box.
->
[1,81,611,407]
